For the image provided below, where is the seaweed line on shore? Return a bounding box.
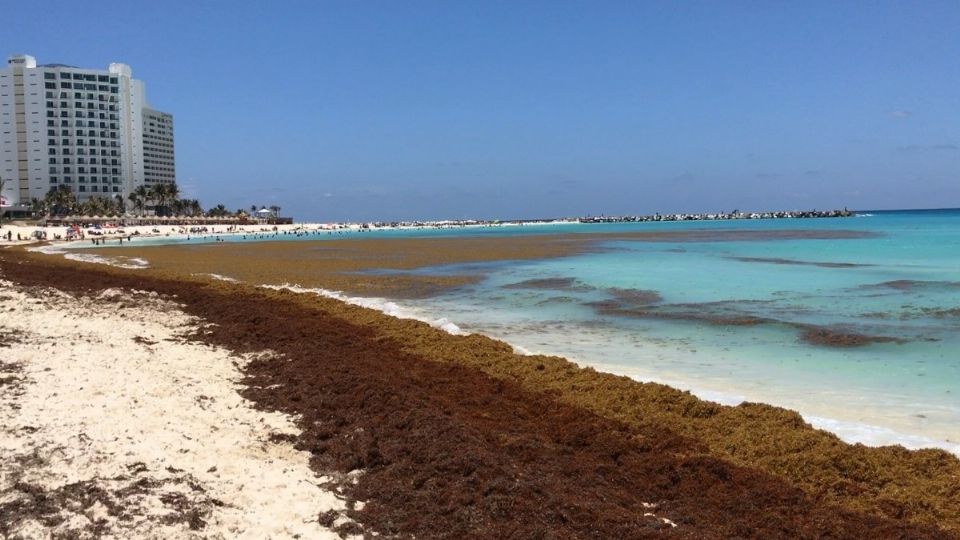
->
[1,250,958,538]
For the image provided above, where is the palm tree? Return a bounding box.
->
[149,184,167,216]
[165,182,180,215]
[45,185,77,217]
[269,205,281,219]
[30,197,48,218]
[112,194,123,216]
[206,203,228,218]
[129,185,149,216]
[81,196,110,217]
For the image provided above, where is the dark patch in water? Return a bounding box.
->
[606,287,663,306]
[587,300,772,327]
[859,280,960,292]
[535,296,577,306]
[586,297,912,348]
[920,307,960,319]
[727,256,872,269]
[609,229,881,243]
[797,326,907,348]
[502,277,596,293]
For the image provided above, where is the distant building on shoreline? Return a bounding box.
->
[0,54,175,207]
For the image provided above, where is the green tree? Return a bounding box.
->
[128,185,149,216]
[149,184,166,216]
[45,185,77,217]
[206,203,228,218]
[30,197,48,218]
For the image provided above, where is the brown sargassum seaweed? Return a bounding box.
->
[2,249,958,538]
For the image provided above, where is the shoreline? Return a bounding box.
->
[1,248,959,537]
[55,224,959,455]
[20,227,960,454]
[271,283,960,456]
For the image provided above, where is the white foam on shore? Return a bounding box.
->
[198,273,238,282]
[262,284,468,336]
[260,284,959,456]
[805,415,960,455]
[62,252,150,269]
[27,243,150,269]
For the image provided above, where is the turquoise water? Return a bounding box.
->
[81,210,960,452]
[395,210,960,452]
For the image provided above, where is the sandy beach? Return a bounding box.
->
[0,278,351,538]
[1,246,958,538]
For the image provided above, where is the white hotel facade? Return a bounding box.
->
[0,54,175,207]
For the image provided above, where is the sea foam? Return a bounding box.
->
[262,284,468,336]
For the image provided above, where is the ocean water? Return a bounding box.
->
[390,210,960,453]
[73,209,960,452]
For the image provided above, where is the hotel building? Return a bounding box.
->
[0,54,175,207]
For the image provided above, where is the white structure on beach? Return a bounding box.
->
[0,54,175,207]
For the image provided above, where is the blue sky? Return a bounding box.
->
[6,1,958,220]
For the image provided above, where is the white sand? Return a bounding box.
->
[0,281,355,538]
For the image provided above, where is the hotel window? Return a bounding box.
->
[49,158,56,164]
[112,186,119,192]
[78,186,85,192]
[64,176,72,183]
[45,82,56,89]
[50,177,58,183]
[98,75,108,83]
[63,158,71,164]
[72,73,83,80]
[44,73,56,80]
[59,72,70,79]
[49,167,57,174]
[61,82,71,89]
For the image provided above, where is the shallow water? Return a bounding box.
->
[394,210,960,453]
[71,210,960,452]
